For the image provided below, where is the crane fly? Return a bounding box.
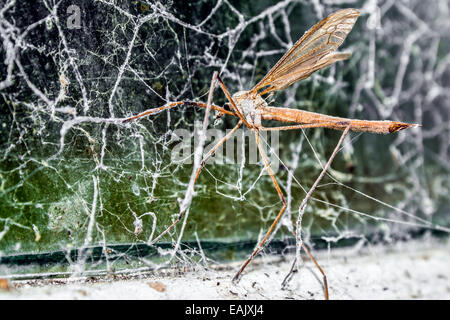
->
[123,8,419,299]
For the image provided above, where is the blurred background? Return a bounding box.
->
[0,0,448,279]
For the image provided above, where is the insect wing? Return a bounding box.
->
[252,8,360,95]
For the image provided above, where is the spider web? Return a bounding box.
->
[0,0,449,281]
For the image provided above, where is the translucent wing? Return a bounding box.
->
[251,8,360,95]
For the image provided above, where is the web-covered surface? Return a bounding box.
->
[0,0,449,279]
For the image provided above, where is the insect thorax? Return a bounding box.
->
[232,91,267,127]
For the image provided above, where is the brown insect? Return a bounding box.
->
[124,8,419,299]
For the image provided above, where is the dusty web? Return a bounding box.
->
[0,0,449,282]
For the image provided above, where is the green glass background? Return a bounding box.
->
[0,0,448,276]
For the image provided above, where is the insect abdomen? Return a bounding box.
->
[262,107,418,134]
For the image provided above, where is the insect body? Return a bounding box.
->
[123,8,419,299]
[232,91,266,128]
[232,89,415,134]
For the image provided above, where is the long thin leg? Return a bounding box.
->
[123,101,237,123]
[283,125,351,299]
[281,242,329,300]
[195,120,243,181]
[150,119,243,245]
[232,130,287,283]
[216,75,252,128]
[302,243,329,300]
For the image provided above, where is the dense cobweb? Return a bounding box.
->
[0,0,449,280]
